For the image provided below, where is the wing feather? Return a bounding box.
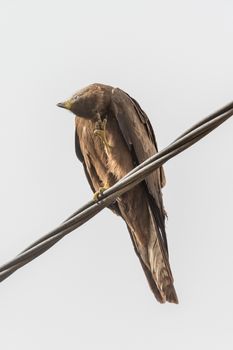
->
[110,87,168,253]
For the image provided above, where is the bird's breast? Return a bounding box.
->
[76,115,134,182]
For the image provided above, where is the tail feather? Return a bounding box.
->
[117,188,178,303]
[126,224,178,304]
[147,205,178,303]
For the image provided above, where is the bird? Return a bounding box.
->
[57,83,178,303]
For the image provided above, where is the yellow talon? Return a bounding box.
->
[93,183,109,201]
[94,118,112,154]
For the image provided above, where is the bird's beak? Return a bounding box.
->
[56,100,72,110]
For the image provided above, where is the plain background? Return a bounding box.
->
[0,0,232,349]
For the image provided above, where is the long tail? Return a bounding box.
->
[127,223,178,304]
[117,188,178,304]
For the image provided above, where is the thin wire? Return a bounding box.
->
[0,102,232,283]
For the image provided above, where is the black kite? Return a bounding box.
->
[57,83,178,303]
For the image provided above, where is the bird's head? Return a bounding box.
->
[57,83,112,119]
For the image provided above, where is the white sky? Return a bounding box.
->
[0,1,232,349]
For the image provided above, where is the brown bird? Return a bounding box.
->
[57,83,178,303]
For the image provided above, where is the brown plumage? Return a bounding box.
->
[57,83,178,303]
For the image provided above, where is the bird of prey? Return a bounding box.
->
[57,83,178,303]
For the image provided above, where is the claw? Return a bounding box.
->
[93,183,109,201]
[94,118,112,154]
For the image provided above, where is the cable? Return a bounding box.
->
[0,102,232,283]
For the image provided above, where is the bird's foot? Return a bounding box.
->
[93,182,110,202]
[94,118,112,153]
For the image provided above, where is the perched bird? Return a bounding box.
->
[57,83,178,303]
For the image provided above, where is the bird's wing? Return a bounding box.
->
[127,94,166,188]
[75,129,84,162]
[75,129,95,192]
[110,87,168,253]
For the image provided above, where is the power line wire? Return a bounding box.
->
[0,101,232,282]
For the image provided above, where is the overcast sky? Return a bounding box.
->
[0,0,233,349]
